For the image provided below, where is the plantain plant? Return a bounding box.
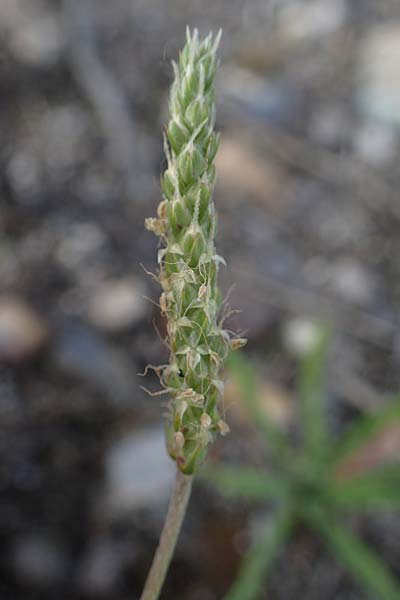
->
[141,28,245,600]
[206,327,400,600]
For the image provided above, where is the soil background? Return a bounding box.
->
[1,1,400,598]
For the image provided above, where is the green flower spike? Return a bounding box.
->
[146,28,246,474]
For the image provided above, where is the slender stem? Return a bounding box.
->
[140,469,193,600]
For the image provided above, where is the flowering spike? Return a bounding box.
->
[146,28,244,474]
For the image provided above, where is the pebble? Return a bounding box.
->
[11,11,64,66]
[282,318,322,358]
[358,25,400,126]
[13,534,66,586]
[56,222,107,270]
[278,0,348,43]
[103,426,175,516]
[221,66,300,126]
[0,297,48,363]
[87,277,148,333]
[260,381,294,427]
[308,104,350,147]
[327,258,376,306]
[309,201,369,251]
[52,321,136,406]
[225,375,293,429]
[77,537,131,596]
[39,106,89,172]
[6,151,41,200]
[353,120,397,167]
[0,0,25,30]
[215,137,283,209]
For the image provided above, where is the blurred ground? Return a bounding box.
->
[1,1,400,598]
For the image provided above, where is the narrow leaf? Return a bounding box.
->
[330,396,400,471]
[298,323,330,465]
[225,507,294,600]
[307,510,400,600]
[204,465,290,502]
[227,351,292,462]
[332,464,400,511]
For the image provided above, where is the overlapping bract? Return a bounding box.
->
[146,29,244,474]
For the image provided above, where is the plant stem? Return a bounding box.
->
[140,469,193,600]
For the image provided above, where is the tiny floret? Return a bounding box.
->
[230,338,248,351]
[200,413,212,429]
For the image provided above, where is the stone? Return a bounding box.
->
[308,104,350,147]
[224,368,293,429]
[87,277,148,333]
[52,321,136,405]
[13,535,66,586]
[0,0,30,32]
[327,258,376,306]
[353,120,397,167]
[221,67,300,126]
[358,25,400,126]
[215,137,283,209]
[282,318,321,358]
[6,151,41,200]
[309,201,369,251]
[77,537,131,596]
[0,297,48,363]
[11,11,64,66]
[279,0,348,43]
[56,222,107,270]
[39,105,89,172]
[103,426,175,516]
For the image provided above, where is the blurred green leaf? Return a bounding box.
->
[330,396,400,469]
[204,465,290,502]
[331,464,400,511]
[227,351,292,462]
[225,506,294,600]
[307,509,400,600]
[298,323,330,466]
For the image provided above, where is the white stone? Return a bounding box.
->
[358,25,400,126]
[88,278,147,332]
[283,318,321,357]
[328,259,376,305]
[104,427,175,515]
[0,297,48,362]
[279,0,348,43]
[353,120,397,166]
[11,12,64,66]
[56,223,106,269]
